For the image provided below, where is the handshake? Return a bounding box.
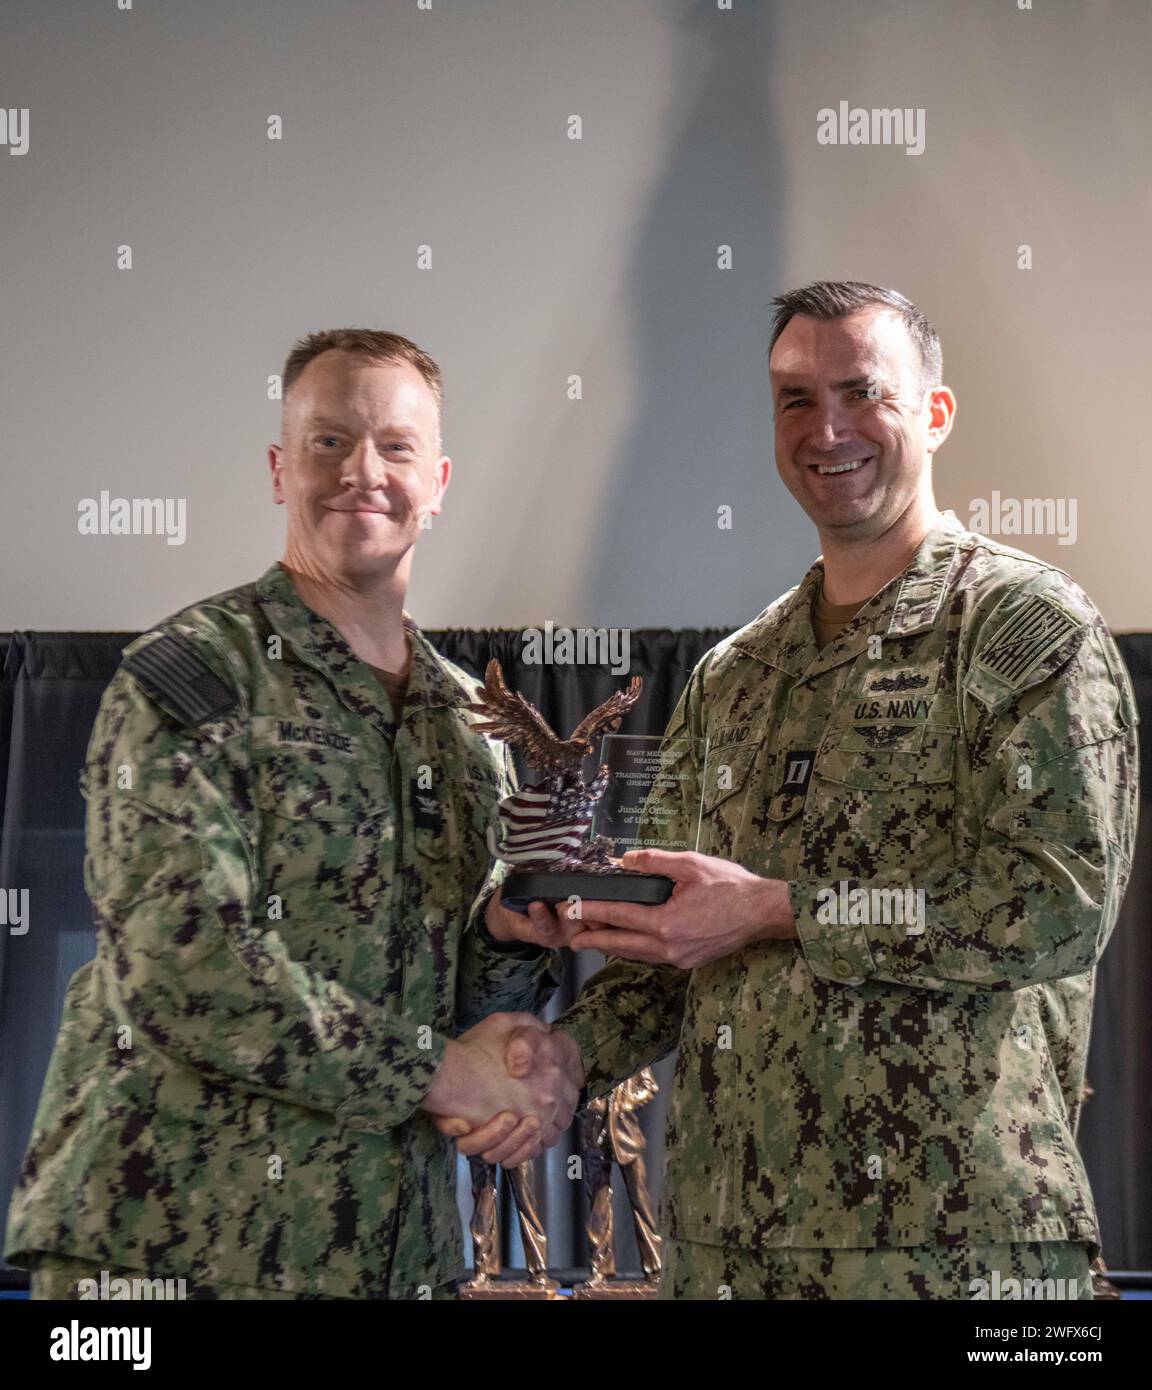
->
[421,1012,587,1168]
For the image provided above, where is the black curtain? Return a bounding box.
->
[2,628,1150,1285]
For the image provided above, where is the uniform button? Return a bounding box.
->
[832,959,854,979]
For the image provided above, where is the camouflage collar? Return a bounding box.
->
[731,509,967,679]
[253,561,467,716]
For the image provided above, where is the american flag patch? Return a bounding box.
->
[492,779,599,865]
[122,630,237,726]
[975,595,1084,687]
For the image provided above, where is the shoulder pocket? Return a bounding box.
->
[1002,808,1111,910]
[1005,807,1106,854]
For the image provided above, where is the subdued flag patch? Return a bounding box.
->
[974,594,1084,688]
[122,630,238,726]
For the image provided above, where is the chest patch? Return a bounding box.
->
[852,723,917,748]
[710,723,755,753]
[862,667,932,695]
[251,714,358,755]
[852,697,932,722]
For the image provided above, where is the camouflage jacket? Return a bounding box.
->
[5,561,559,1297]
[559,510,1139,1253]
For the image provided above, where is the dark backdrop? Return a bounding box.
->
[2,628,1149,1283]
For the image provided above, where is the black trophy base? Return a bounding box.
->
[501,870,674,915]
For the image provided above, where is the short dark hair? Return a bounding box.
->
[281,327,444,415]
[769,281,942,391]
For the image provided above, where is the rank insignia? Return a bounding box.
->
[411,780,444,833]
[778,749,815,793]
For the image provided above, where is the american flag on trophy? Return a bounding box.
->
[468,661,673,908]
[467,660,640,872]
[490,768,610,866]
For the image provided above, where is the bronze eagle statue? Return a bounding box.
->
[467,660,643,774]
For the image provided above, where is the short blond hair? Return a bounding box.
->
[281,328,444,440]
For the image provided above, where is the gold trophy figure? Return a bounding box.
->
[574,1068,663,1299]
[459,1157,562,1300]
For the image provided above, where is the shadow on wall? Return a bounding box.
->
[584,0,807,629]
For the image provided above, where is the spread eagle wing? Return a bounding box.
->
[568,676,644,745]
[467,659,565,762]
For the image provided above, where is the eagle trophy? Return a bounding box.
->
[468,660,643,876]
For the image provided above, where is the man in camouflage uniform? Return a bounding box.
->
[524,283,1140,1299]
[5,330,580,1300]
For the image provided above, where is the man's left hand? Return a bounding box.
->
[570,848,797,969]
[484,891,587,950]
[434,1024,586,1167]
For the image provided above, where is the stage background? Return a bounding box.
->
[1,629,1149,1283]
[1,0,1149,633]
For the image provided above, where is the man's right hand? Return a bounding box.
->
[424,1019,586,1168]
[420,1013,582,1166]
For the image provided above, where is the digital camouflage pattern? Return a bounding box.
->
[559,510,1139,1263]
[5,561,559,1298]
[28,1252,458,1302]
[660,1237,1093,1301]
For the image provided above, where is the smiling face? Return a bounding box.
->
[269,350,449,583]
[770,307,953,542]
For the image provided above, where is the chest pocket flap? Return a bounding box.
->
[816,723,957,789]
[412,775,507,881]
[702,738,764,815]
[251,747,390,822]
